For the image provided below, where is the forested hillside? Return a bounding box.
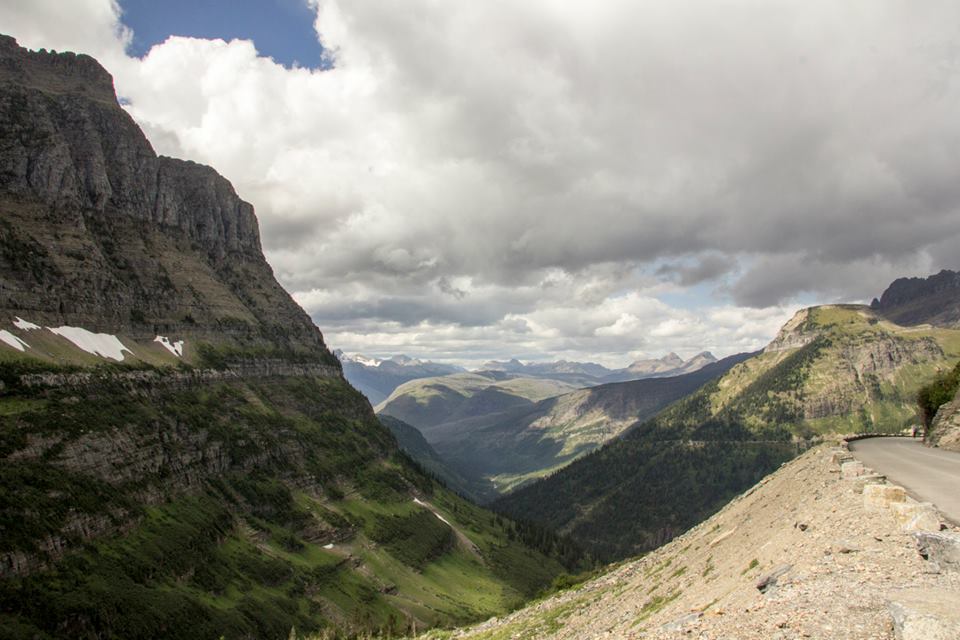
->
[422,353,752,495]
[496,304,960,560]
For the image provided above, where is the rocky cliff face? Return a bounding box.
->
[871,269,960,328]
[0,35,330,358]
[0,38,578,639]
[928,387,960,452]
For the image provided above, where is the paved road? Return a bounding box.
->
[849,437,960,525]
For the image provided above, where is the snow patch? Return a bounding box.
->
[154,336,184,357]
[48,326,132,361]
[412,498,452,526]
[323,543,334,550]
[0,330,29,352]
[354,354,383,367]
[13,317,40,331]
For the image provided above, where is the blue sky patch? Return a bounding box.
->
[118,0,327,68]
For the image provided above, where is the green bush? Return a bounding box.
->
[917,361,960,426]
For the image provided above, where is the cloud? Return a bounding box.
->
[4,0,960,364]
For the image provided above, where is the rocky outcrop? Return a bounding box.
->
[0,35,332,358]
[17,360,340,393]
[927,387,960,452]
[763,308,817,353]
[871,269,960,328]
[0,35,258,258]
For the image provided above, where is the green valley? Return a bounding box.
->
[495,304,960,560]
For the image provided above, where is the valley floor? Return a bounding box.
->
[426,443,960,639]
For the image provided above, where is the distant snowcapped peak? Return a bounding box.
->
[354,354,384,367]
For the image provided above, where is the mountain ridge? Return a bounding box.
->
[870,268,960,328]
[495,302,960,559]
[479,351,718,385]
[336,350,464,404]
[0,34,328,360]
[416,352,753,495]
[0,37,579,638]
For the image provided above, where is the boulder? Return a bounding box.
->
[851,473,886,493]
[888,589,960,640]
[914,531,960,572]
[863,484,907,510]
[890,502,941,532]
[841,460,866,478]
[756,564,792,594]
[830,448,854,465]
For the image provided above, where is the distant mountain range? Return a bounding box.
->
[408,353,753,496]
[335,350,465,404]
[481,351,718,385]
[340,349,718,405]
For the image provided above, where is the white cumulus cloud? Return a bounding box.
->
[3,0,959,365]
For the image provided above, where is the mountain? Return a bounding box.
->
[335,350,464,405]
[624,351,684,375]
[478,352,719,386]
[480,358,613,385]
[870,268,960,328]
[378,414,497,502]
[419,353,753,495]
[376,371,580,430]
[602,351,718,382]
[0,38,327,361]
[0,37,579,639]
[495,304,960,560]
[448,444,955,639]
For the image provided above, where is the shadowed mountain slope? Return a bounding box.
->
[420,353,754,495]
[871,269,960,328]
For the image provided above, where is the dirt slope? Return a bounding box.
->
[436,443,960,639]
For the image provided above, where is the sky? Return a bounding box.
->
[3,1,959,367]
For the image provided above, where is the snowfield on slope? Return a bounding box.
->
[154,335,185,357]
[0,329,29,351]
[48,326,132,361]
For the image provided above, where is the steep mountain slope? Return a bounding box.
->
[928,387,960,452]
[496,304,960,559]
[379,415,497,502]
[337,352,464,405]
[0,37,576,639]
[871,268,960,327]
[921,361,960,452]
[445,445,958,640]
[422,353,753,494]
[0,36,328,363]
[376,371,579,430]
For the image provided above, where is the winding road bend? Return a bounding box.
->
[849,437,960,525]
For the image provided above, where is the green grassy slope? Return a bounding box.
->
[0,360,580,640]
[379,415,498,503]
[495,305,960,561]
[376,372,579,430]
